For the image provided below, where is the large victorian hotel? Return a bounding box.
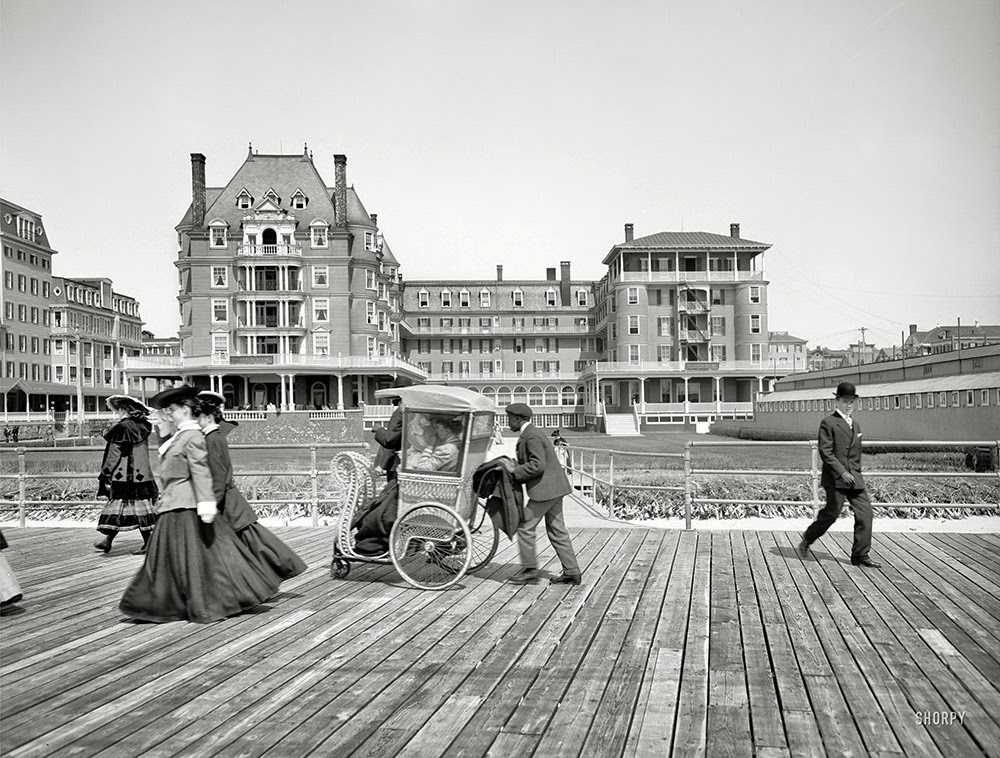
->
[126,149,774,432]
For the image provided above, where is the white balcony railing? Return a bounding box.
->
[586,360,771,374]
[426,371,580,383]
[123,353,428,375]
[236,243,302,257]
[619,270,763,283]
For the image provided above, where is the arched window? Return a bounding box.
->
[544,387,559,406]
[311,382,327,409]
[529,386,543,405]
[497,386,512,406]
[512,386,528,404]
[222,382,236,409]
[563,385,576,405]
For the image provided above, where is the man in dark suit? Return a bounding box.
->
[798,381,880,568]
[501,403,582,585]
[373,376,414,482]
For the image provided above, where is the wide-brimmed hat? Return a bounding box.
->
[105,394,151,415]
[149,384,199,409]
[197,390,226,406]
[834,381,859,399]
[505,402,533,419]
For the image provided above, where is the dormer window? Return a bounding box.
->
[291,189,308,210]
[512,288,523,307]
[236,189,254,209]
[310,221,328,248]
[262,187,281,205]
[480,289,491,308]
[209,220,229,248]
[364,231,376,252]
[545,288,557,306]
[576,289,588,306]
[459,289,470,307]
[418,288,429,308]
[441,290,452,308]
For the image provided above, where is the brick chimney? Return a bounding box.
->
[909,324,918,336]
[334,154,347,228]
[369,213,377,226]
[496,264,503,281]
[625,223,634,243]
[190,153,206,227]
[546,267,557,281]
[560,261,571,305]
[730,222,740,239]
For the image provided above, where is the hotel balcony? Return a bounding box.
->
[618,270,763,283]
[426,371,581,383]
[677,300,710,314]
[122,353,428,376]
[581,360,770,377]
[678,329,710,342]
[235,243,302,257]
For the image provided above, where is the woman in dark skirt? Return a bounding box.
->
[94,395,158,555]
[195,391,306,580]
[119,385,280,624]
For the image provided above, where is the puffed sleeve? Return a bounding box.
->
[184,433,218,521]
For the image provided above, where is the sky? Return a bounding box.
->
[2,0,998,350]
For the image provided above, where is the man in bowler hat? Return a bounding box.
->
[501,403,582,585]
[798,382,881,568]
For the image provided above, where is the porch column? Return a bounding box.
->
[758,376,764,393]
[279,373,287,410]
[287,374,296,409]
[715,376,722,413]
[683,377,690,415]
[336,374,344,410]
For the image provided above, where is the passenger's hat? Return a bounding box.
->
[149,384,199,409]
[105,394,151,415]
[834,381,859,399]
[505,402,533,419]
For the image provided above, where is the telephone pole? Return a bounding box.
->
[858,326,868,366]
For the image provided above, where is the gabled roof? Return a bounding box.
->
[178,154,338,230]
[768,331,807,344]
[346,187,373,226]
[380,237,399,265]
[604,230,769,264]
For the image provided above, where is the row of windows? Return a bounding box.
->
[209,265,396,295]
[51,365,119,385]
[414,337,563,355]
[620,285,761,305]
[415,316,593,331]
[3,301,50,326]
[4,361,51,381]
[3,334,50,355]
[761,388,1000,413]
[3,244,50,269]
[3,271,50,297]
[416,288,590,309]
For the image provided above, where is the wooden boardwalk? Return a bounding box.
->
[1,526,999,757]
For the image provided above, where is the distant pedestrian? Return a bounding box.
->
[501,403,582,585]
[798,382,880,568]
[0,530,23,608]
[10,426,18,443]
[94,395,159,555]
[2,427,9,444]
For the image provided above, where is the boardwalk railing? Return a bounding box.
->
[565,439,1000,529]
[0,442,369,528]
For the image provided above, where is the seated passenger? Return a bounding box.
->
[406,415,463,474]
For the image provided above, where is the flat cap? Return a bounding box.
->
[149,384,199,409]
[505,402,533,418]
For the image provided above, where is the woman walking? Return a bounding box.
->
[195,391,306,580]
[119,385,280,624]
[94,395,158,555]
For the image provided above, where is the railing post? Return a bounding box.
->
[18,447,27,528]
[609,452,615,517]
[591,451,598,505]
[810,440,821,510]
[310,444,319,527]
[683,442,692,530]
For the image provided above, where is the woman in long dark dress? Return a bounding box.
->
[94,395,158,555]
[119,385,280,624]
[195,391,306,580]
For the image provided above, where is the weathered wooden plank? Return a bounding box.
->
[671,531,710,757]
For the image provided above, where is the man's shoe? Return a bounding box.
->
[508,570,540,585]
[549,573,582,585]
[851,557,882,568]
[796,537,810,559]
